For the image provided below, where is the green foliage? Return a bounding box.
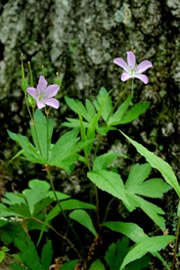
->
[107,95,150,126]
[30,109,53,161]
[107,96,131,125]
[64,88,150,136]
[10,238,53,270]
[89,259,105,270]
[46,199,96,221]
[102,222,147,243]
[104,237,150,270]
[92,152,122,171]
[87,170,129,207]
[124,163,171,228]
[0,246,9,263]
[0,179,70,219]
[60,260,79,270]
[69,209,97,237]
[120,235,175,270]
[8,111,91,172]
[0,222,26,245]
[120,131,180,198]
[105,238,129,270]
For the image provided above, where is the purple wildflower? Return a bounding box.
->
[27,76,60,109]
[114,51,152,84]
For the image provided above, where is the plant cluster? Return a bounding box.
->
[0,51,179,270]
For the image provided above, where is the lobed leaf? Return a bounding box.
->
[120,131,180,198]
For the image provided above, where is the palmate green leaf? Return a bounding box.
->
[1,193,26,206]
[65,96,92,122]
[120,235,175,270]
[102,221,169,270]
[132,178,171,198]
[125,192,166,229]
[89,259,105,270]
[49,128,79,169]
[105,238,129,270]
[7,130,44,164]
[87,170,129,207]
[23,180,50,215]
[104,237,150,270]
[107,95,131,125]
[125,163,151,189]
[123,163,171,228]
[0,204,21,218]
[0,201,31,218]
[69,209,97,237]
[118,102,150,124]
[120,131,180,198]
[30,109,53,161]
[93,152,120,171]
[9,204,32,218]
[13,237,44,270]
[125,163,171,198]
[46,199,96,221]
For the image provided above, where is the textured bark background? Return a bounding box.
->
[0,0,180,268]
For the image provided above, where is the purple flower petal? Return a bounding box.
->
[27,87,36,98]
[127,51,136,68]
[45,98,59,109]
[134,74,148,84]
[113,58,128,72]
[136,60,152,73]
[121,72,132,81]
[37,75,47,91]
[44,85,60,98]
[37,100,46,109]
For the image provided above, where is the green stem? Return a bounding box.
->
[131,79,134,100]
[31,107,43,156]
[45,107,49,161]
[25,92,33,120]
[46,169,82,250]
[171,216,180,270]
[103,198,115,223]
[31,217,82,259]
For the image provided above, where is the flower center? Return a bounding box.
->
[37,93,46,101]
[129,65,137,76]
